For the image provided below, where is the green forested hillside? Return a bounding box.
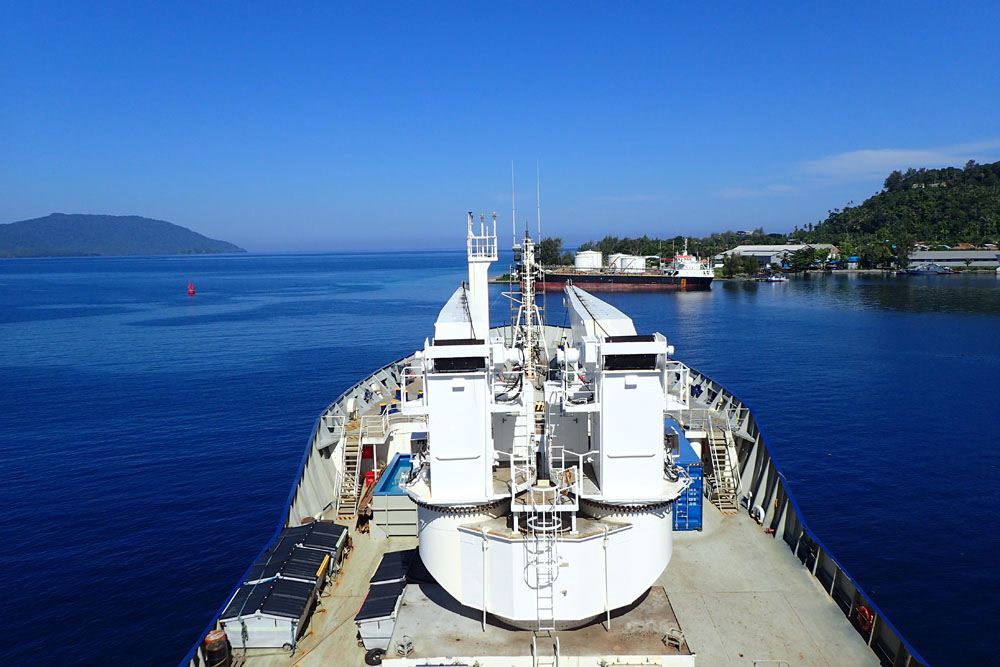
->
[546,160,1000,269]
[797,160,1000,246]
[0,213,245,257]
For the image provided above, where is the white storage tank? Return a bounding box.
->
[608,253,646,273]
[574,250,603,271]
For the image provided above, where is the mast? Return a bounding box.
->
[522,227,538,385]
[536,160,541,240]
[511,162,517,247]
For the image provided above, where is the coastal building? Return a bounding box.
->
[908,250,1000,268]
[714,247,998,269]
[713,244,839,268]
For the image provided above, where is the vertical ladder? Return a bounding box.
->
[511,413,535,493]
[532,633,560,667]
[531,515,558,632]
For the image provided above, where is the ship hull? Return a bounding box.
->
[184,326,927,667]
[540,271,713,291]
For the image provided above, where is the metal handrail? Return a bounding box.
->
[359,411,423,438]
[468,234,498,258]
[665,360,690,406]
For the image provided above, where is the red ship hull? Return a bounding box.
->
[537,271,713,292]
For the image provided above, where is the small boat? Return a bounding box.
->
[755,272,788,282]
[899,263,952,275]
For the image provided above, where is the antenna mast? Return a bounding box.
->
[511,162,516,247]
[536,160,541,240]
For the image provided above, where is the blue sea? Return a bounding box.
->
[1,252,997,665]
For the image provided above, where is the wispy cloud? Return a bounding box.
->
[593,193,666,203]
[798,139,1000,183]
[720,138,1000,198]
[721,184,797,199]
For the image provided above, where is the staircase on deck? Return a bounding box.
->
[337,422,362,518]
[708,424,740,513]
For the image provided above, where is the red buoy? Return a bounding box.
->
[188,282,196,296]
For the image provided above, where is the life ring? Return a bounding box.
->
[856,605,874,632]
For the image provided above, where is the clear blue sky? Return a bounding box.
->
[2,2,998,251]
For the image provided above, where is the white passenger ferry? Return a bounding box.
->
[183,213,926,667]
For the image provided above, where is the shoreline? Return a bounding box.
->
[490,268,998,284]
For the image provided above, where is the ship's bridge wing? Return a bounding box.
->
[564,285,636,344]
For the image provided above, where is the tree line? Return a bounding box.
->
[537,228,788,266]
[792,160,1000,261]
[535,160,1000,270]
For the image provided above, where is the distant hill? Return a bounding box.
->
[797,160,1000,245]
[0,213,246,258]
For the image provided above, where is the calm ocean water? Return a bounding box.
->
[1,251,997,665]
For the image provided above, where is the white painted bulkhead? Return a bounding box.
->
[415,505,507,600]
[423,369,492,501]
[439,510,673,627]
[596,367,666,499]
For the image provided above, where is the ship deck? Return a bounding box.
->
[230,500,878,667]
[661,508,879,666]
[388,582,689,662]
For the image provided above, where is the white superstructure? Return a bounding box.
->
[400,214,689,630]
[669,239,715,279]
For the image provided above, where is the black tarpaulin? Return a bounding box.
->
[355,580,406,622]
[220,578,315,621]
[370,548,416,584]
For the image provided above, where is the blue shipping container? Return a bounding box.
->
[667,418,703,531]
